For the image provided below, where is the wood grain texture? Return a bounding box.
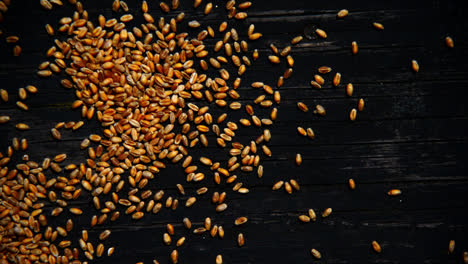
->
[0,0,467,263]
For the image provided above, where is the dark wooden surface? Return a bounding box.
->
[1,0,468,263]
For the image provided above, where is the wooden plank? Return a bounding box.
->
[0,0,467,263]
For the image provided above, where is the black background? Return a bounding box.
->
[1,0,468,263]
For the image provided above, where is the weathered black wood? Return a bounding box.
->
[1,0,468,263]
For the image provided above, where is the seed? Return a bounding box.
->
[55,122,65,129]
[252,82,264,89]
[463,252,468,263]
[315,28,327,38]
[315,105,326,116]
[0,89,8,102]
[39,61,50,70]
[411,60,419,72]
[307,128,315,139]
[183,218,192,229]
[163,233,171,245]
[216,254,223,264]
[337,9,349,18]
[230,101,242,110]
[346,83,353,96]
[308,209,316,221]
[271,108,278,120]
[194,227,206,234]
[120,14,133,22]
[372,240,382,253]
[262,145,271,156]
[297,102,308,112]
[99,230,111,240]
[445,36,454,48]
[91,215,98,226]
[50,0,63,6]
[311,248,322,259]
[310,80,321,89]
[252,49,259,60]
[286,55,294,67]
[291,35,303,45]
[188,20,200,28]
[219,22,228,32]
[185,197,196,207]
[218,226,225,238]
[238,1,252,9]
[235,12,248,20]
[348,178,356,189]
[108,247,115,256]
[56,226,67,237]
[448,240,455,253]
[270,43,279,54]
[73,121,84,130]
[143,13,154,23]
[237,233,245,247]
[241,41,248,52]
[96,243,105,257]
[284,182,293,194]
[235,216,248,225]
[176,12,185,22]
[18,88,27,100]
[216,203,228,212]
[37,70,52,77]
[242,106,253,118]
[249,32,262,40]
[268,55,280,64]
[167,224,174,235]
[272,181,284,190]
[224,44,233,57]
[16,123,29,130]
[318,66,332,74]
[52,207,63,216]
[16,101,29,110]
[51,128,61,140]
[6,36,19,43]
[283,68,293,79]
[172,0,179,9]
[387,189,401,196]
[373,22,384,30]
[257,165,263,178]
[312,75,323,86]
[141,1,148,12]
[26,85,38,93]
[176,237,185,247]
[297,126,307,136]
[296,153,302,165]
[0,116,10,124]
[176,184,185,195]
[54,154,67,163]
[351,41,358,54]
[358,98,365,111]
[299,215,310,222]
[132,212,144,219]
[69,208,83,215]
[160,2,170,12]
[39,0,52,9]
[333,72,341,86]
[85,251,93,260]
[170,250,178,263]
[322,208,332,218]
[204,2,212,14]
[350,108,357,121]
[210,58,221,68]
